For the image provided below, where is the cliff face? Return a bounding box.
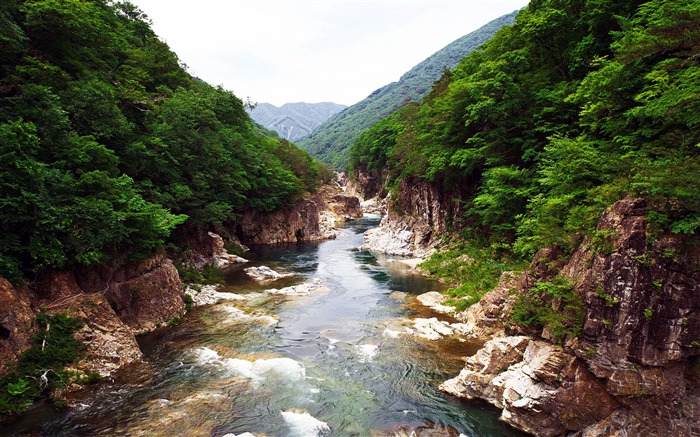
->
[75,253,185,334]
[441,198,700,436]
[0,279,35,373]
[362,177,465,257]
[237,190,362,245]
[0,252,186,379]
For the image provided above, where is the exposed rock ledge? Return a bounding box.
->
[435,198,700,436]
[360,177,465,257]
[238,189,362,245]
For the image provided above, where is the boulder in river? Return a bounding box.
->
[244,266,293,282]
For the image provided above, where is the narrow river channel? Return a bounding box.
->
[6,216,525,437]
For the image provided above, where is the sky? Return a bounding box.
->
[130,0,530,106]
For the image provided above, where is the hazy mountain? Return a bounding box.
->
[296,10,519,168]
[248,102,347,141]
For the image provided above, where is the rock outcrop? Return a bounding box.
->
[244,266,293,282]
[362,177,466,257]
[0,279,35,376]
[237,187,362,245]
[185,230,248,268]
[238,196,331,244]
[0,270,146,380]
[76,253,185,334]
[441,197,700,436]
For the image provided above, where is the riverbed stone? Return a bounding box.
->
[244,266,293,282]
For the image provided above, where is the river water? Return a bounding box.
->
[5,216,524,437]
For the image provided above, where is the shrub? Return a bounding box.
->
[510,276,585,341]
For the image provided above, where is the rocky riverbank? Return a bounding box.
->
[0,184,362,413]
[418,198,700,436]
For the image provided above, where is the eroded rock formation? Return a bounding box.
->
[362,177,466,257]
[76,253,185,334]
[0,279,35,376]
[441,198,700,436]
[237,187,362,245]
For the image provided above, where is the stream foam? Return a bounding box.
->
[281,410,330,436]
[192,347,306,382]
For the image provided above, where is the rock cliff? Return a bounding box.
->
[76,253,185,334]
[440,198,700,436]
[362,176,466,257]
[0,252,185,380]
[237,189,362,245]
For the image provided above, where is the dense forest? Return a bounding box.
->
[298,10,518,168]
[0,0,331,283]
[350,0,699,260]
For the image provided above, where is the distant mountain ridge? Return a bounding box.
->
[248,102,347,141]
[296,10,519,168]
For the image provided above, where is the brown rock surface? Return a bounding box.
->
[0,279,35,376]
[238,196,327,244]
[48,293,142,378]
[185,230,248,269]
[441,197,700,435]
[76,253,185,334]
[238,186,362,245]
[362,177,467,256]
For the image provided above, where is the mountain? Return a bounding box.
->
[296,10,519,168]
[248,102,347,141]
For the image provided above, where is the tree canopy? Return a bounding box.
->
[0,0,328,281]
[349,0,700,256]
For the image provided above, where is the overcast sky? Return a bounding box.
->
[130,0,529,106]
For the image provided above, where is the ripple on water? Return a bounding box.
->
[219,305,279,327]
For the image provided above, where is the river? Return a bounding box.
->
[5,215,525,437]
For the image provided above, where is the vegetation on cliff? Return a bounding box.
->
[0,313,88,415]
[350,0,699,266]
[0,0,330,282]
[298,10,518,168]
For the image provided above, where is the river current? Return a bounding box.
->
[5,216,524,437]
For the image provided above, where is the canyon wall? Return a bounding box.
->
[361,176,466,257]
[237,190,362,245]
[440,198,700,436]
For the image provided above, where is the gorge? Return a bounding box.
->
[2,0,699,436]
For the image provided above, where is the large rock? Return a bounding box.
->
[0,274,143,380]
[441,198,700,435]
[442,337,619,436]
[76,253,185,334]
[361,177,466,257]
[244,266,293,282]
[238,196,330,244]
[185,231,248,269]
[0,279,35,376]
[326,193,363,221]
[453,271,523,338]
[49,293,142,378]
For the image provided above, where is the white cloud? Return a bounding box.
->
[130,0,530,105]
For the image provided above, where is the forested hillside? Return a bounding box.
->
[351,0,699,258]
[297,10,518,168]
[248,102,347,141]
[0,0,329,282]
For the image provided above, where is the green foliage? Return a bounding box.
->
[183,293,193,312]
[0,0,326,281]
[0,313,84,415]
[175,262,224,286]
[420,244,526,310]
[510,276,585,341]
[347,0,699,260]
